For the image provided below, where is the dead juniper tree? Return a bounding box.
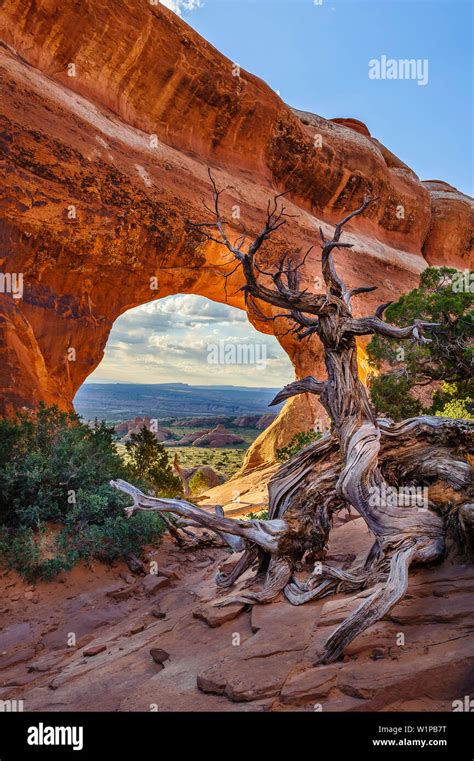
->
[112,175,473,664]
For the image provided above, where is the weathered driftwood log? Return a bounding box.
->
[112,179,473,663]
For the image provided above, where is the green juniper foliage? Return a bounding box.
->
[188,468,211,496]
[245,508,269,520]
[367,267,473,421]
[276,429,322,462]
[125,425,182,497]
[0,406,170,580]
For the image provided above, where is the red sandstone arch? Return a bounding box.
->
[0,0,471,465]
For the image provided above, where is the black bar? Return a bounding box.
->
[0,711,472,759]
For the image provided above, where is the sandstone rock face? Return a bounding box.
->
[2,524,471,712]
[200,461,278,516]
[421,181,473,268]
[191,424,245,447]
[0,0,471,464]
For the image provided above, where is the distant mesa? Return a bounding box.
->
[255,414,276,431]
[115,416,173,443]
[178,414,277,430]
[175,429,211,446]
[174,424,246,448]
[233,414,275,430]
[233,415,258,428]
[179,416,230,428]
[190,424,246,448]
[114,416,255,448]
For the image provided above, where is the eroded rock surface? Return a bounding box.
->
[0,0,472,466]
[1,516,472,712]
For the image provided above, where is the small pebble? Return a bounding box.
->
[150,648,169,665]
[83,644,107,657]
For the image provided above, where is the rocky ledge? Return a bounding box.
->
[1,514,472,712]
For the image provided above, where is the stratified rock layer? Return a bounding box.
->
[1,518,472,711]
[0,0,472,464]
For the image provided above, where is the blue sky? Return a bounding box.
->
[170,0,473,195]
[89,0,472,387]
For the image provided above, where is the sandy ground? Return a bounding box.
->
[1,513,473,713]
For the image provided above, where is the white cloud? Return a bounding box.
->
[159,0,202,16]
[88,294,293,387]
[135,295,246,324]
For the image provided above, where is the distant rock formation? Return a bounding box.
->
[115,417,173,443]
[256,414,277,431]
[179,417,230,428]
[233,415,260,428]
[175,429,211,446]
[234,414,276,429]
[191,425,245,448]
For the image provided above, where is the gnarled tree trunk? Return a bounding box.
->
[112,178,473,664]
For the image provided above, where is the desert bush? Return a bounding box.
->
[245,508,269,520]
[276,430,322,462]
[367,267,473,421]
[125,426,182,497]
[0,406,168,579]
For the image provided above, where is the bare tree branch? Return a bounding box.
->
[269,377,326,405]
[374,301,393,319]
[320,197,378,297]
[343,285,378,306]
[343,316,441,340]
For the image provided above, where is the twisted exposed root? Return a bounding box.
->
[284,563,371,605]
[215,556,292,607]
[316,537,442,664]
[215,545,260,588]
[110,415,472,662]
[318,546,415,663]
[263,415,470,660]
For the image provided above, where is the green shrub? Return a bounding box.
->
[245,508,269,520]
[368,374,425,420]
[187,467,223,495]
[276,430,322,462]
[0,405,125,529]
[367,267,473,421]
[125,426,182,497]
[0,526,77,582]
[434,383,474,420]
[0,406,169,579]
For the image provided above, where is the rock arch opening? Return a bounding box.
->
[73,293,309,473]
